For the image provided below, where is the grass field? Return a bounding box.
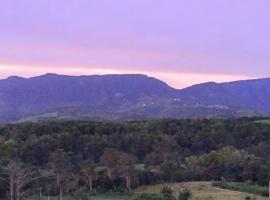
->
[212,181,268,196]
[26,182,269,200]
[134,182,269,200]
[26,193,131,200]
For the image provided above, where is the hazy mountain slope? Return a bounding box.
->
[0,74,178,122]
[0,74,268,122]
[179,78,270,112]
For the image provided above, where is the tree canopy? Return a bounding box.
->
[0,118,269,199]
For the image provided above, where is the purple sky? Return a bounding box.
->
[0,0,269,88]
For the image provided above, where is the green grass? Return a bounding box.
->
[134,182,269,200]
[26,193,131,200]
[212,182,268,197]
[91,195,131,200]
[26,196,75,200]
[25,182,269,200]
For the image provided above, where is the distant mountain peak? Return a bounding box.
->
[6,76,25,81]
[43,73,60,77]
[186,81,218,88]
[33,73,154,80]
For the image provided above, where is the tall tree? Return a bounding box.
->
[81,159,96,192]
[116,152,136,192]
[0,159,37,200]
[100,149,120,179]
[49,149,73,200]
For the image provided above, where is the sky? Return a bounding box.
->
[0,0,269,88]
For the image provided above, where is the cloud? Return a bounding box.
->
[1,0,270,79]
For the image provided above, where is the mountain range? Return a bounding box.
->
[0,73,269,123]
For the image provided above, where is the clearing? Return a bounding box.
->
[134,182,268,200]
[27,182,269,200]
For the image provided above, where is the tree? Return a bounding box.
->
[161,186,175,200]
[160,160,180,182]
[35,170,43,200]
[0,159,37,200]
[116,152,136,192]
[100,149,120,179]
[178,189,192,200]
[49,149,74,200]
[81,159,96,192]
[101,149,137,192]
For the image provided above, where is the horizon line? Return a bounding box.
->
[0,72,266,90]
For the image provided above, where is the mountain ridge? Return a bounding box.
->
[0,73,269,122]
[179,77,270,112]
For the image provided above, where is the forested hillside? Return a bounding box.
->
[0,118,270,199]
[1,74,269,123]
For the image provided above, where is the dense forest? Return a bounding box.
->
[0,118,270,199]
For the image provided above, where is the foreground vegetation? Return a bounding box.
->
[212,182,268,197]
[24,182,269,200]
[134,182,269,200]
[0,118,270,199]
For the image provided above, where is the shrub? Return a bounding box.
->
[178,188,192,200]
[161,186,175,200]
[245,196,257,200]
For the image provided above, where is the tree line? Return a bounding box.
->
[0,118,269,199]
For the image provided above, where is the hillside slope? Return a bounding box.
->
[0,74,177,122]
[179,78,270,112]
[134,182,268,200]
[0,74,268,122]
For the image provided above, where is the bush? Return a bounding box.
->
[178,188,192,200]
[161,186,175,200]
[245,196,257,200]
